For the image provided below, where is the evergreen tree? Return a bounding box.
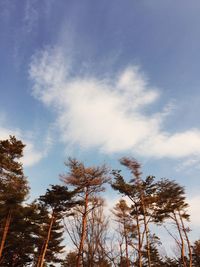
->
[61,158,109,267]
[192,240,200,266]
[112,157,158,267]
[0,136,29,262]
[143,241,164,267]
[36,185,77,267]
[156,179,192,267]
[112,199,136,267]
[62,251,77,267]
[0,203,39,266]
[162,257,179,267]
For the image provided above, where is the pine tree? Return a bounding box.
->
[0,136,29,262]
[112,157,158,267]
[62,251,77,267]
[162,257,179,267]
[61,158,109,267]
[112,199,136,267]
[156,179,192,267]
[36,185,77,267]
[0,203,39,266]
[192,240,200,266]
[142,238,164,267]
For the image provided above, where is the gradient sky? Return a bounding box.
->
[1,0,200,241]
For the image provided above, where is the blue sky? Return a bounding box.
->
[1,0,200,238]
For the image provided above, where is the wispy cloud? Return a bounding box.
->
[23,0,39,33]
[176,156,200,172]
[29,47,200,160]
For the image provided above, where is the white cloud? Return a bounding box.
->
[29,47,200,160]
[138,130,200,159]
[176,156,200,172]
[188,196,200,226]
[0,125,47,167]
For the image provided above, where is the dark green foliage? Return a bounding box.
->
[155,179,189,222]
[29,203,62,266]
[39,184,77,213]
[0,136,30,266]
[0,136,25,175]
[34,210,65,265]
[62,251,77,267]
[0,136,29,211]
[35,184,78,266]
[0,204,39,266]
[62,251,112,267]
[143,243,164,267]
[161,257,179,267]
[192,240,200,266]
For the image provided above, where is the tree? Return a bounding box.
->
[192,240,200,266]
[65,197,110,267]
[0,203,38,266]
[36,185,77,267]
[112,199,136,267]
[64,196,111,267]
[156,179,192,267]
[142,237,164,267]
[112,157,158,267]
[162,257,179,267]
[62,251,77,267]
[84,197,110,266]
[0,136,29,261]
[61,158,109,267]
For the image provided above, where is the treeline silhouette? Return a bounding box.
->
[0,136,199,267]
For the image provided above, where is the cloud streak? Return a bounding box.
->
[29,47,200,160]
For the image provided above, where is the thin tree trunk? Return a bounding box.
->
[36,242,45,267]
[173,212,187,267]
[76,189,89,267]
[125,234,129,267]
[119,242,123,266]
[123,219,130,267]
[135,172,150,267]
[0,210,12,259]
[88,208,95,267]
[135,204,142,267]
[37,212,55,267]
[141,201,151,267]
[178,211,192,267]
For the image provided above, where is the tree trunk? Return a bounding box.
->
[119,242,123,266]
[0,210,12,259]
[173,212,187,267]
[123,219,130,267]
[76,189,89,267]
[37,212,55,267]
[125,234,129,267]
[141,201,151,267]
[135,204,142,267]
[178,211,192,267]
